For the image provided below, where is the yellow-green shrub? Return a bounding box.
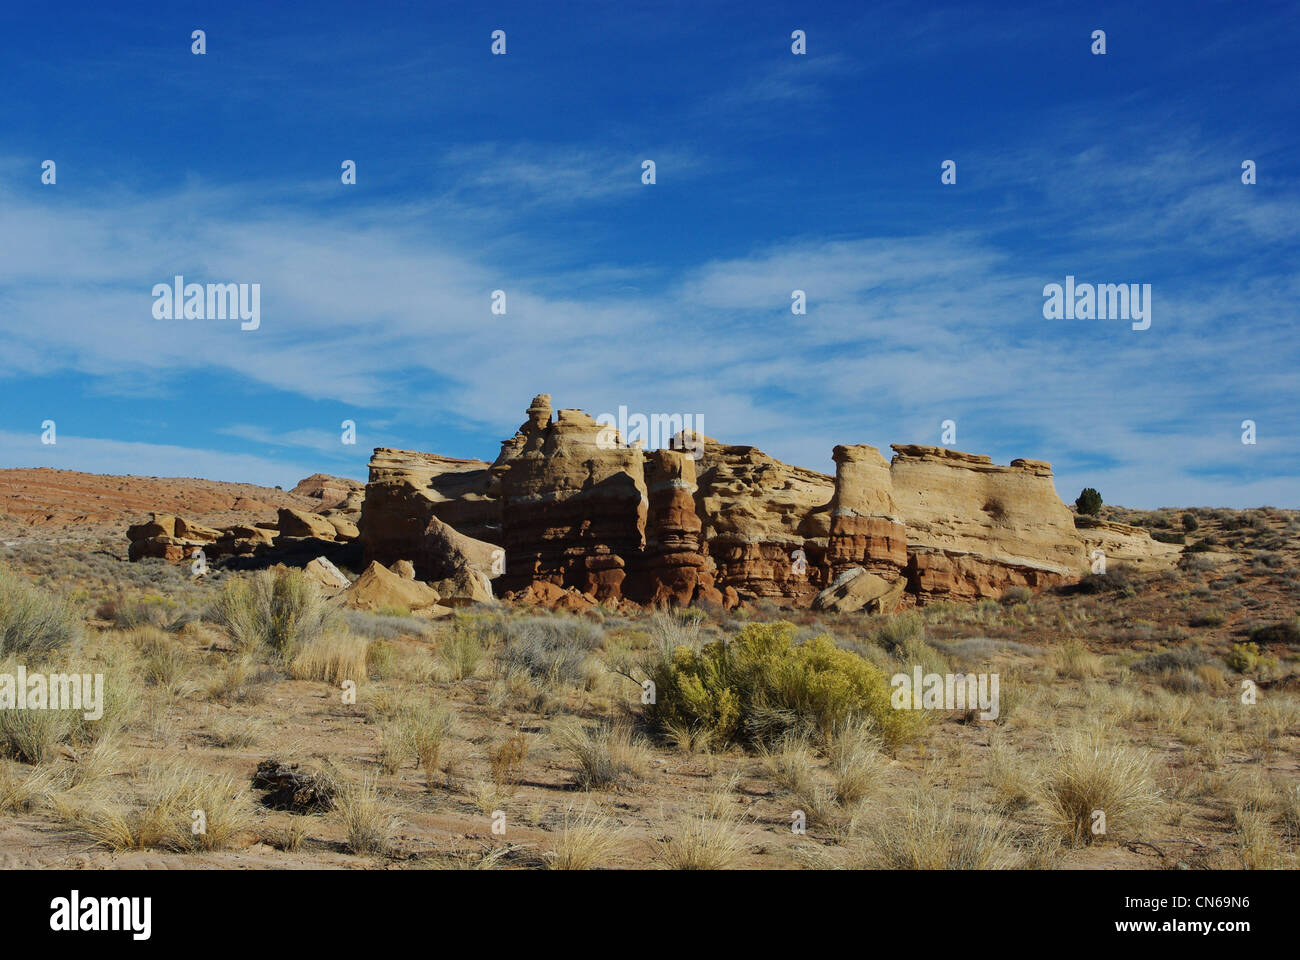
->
[645,621,926,749]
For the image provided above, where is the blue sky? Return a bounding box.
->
[1,0,1297,508]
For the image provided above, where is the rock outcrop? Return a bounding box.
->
[812,566,906,615]
[825,444,908,583]
[638,448,723,608]
[277,508,343,542]
[888,446,1084,602]
[127,513,208,562]
[691,434,834,604]
[338,561,449,616]
[359,449,500,573]
[134,395,1101,612]
[492,396,647,602]
[1074,516,1183,572]
[291,474,365,509]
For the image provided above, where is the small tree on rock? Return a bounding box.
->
[1075,488,1103,516]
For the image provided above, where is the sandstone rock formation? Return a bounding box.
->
[639,448,723,607]
[493,396,647,602]
[1073,516,1183,572]
[888,446,1084,602]
[291,473,365,509]
[132,394,1100,612]
[303,556,352,596]
[210,523,276,557]
[825,444,908,583]
[338,561,449,616]
[430,568,496,607]
[127,513,208,562]
[691,434,834,604]
[277,508,343,542]
[359,449,500,574]
[416,515,501,584]
[812,567,906,615]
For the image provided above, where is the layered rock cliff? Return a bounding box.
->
[359,448,500,579]
[888,445,1085,602]
[492,396,647,601]
[692,435,834,603]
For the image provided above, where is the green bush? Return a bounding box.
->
[210,567,333,659]
[1248,620,1300,647]
[1225,642,1261,672]
[0,568,81,657]
[644,621,926,750]
[1181,512,1199,532]
[1075,488,1103,516]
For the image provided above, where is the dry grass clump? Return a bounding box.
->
[488,731,529,791]
[655,807,746,870]
[0,567,81,656]
[825,720,884,806]
[758,726,880,835]
[552,719,649,789]
[376,699,457,786]
[986,729,1036,811]
[129,626,189,690]
[1039,730,1162,846]
[1051,637,1103,679]
[335,775,399,856]
[857,790,1020,869]
[69,760,252,852]
[1234,809,1284,869]
[289,632,369,684]
[439,620,490,680]
[498,616,605,689]
[0,701,73,764]
[207,714,263,750]
[544,805,625,869]
[0,760,61,812]
[211,567,334,659]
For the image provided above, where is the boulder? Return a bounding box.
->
[390,559,416,580]
[126,513,176,541]
[326,515,360,541]
[510,579,598,613]
[174,517,222,542]
[338,561,447,616]
[418,514,502,583]
[303,556,352,596]
[430,568,496,606]
[276,508,337,541]
[812,566,906,614]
